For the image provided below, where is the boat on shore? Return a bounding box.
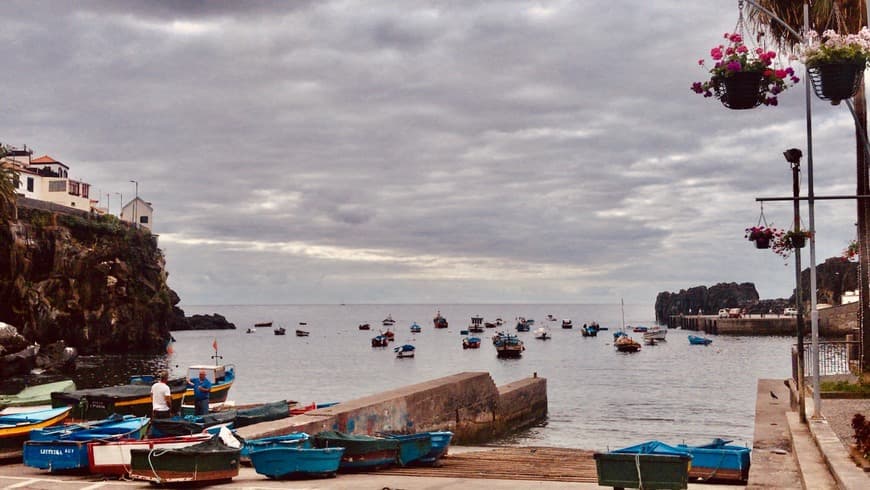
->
[296,329,310,337]
[88,433,211,476]
[594,440,692,489]
[380,432,432,466]
[249,442,344,479]
[0,380,76,412]
[129,428,242,484]
[677,438,751,484]
[0,406,72,459]
[312,430,400,471]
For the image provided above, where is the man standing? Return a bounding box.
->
[187,369,212,415]
[151,371,172,419]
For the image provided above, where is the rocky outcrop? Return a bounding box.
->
[655,258,859,322]
[0,207,184,354]
[177,313,236,331]
[0,322,76,378]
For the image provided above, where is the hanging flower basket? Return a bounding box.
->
[808,63,864,104]
[745,225,780,250]
[772,229,813,259]
[790,234,807,248]
[755,236,771,249]
[716,71,764,110]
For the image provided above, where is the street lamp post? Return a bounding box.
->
[785,148,808,423]
[106,193,111,215]
[114,192,122,219]
[130,180,138,229]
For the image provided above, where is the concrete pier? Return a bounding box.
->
[668,304,855,337]
[236,371,547,444]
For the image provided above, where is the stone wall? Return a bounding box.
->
[236,371,548,445]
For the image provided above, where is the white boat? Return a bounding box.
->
[88,434,212,476]
[643,326,667,341]
[533,327,552,340]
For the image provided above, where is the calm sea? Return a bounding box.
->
[10,304,795,451]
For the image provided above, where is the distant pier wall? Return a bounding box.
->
[235,371,547,444]
[668,304,855,337]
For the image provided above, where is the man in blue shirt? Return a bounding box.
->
[187,369,212,415]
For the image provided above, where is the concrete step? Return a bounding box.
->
[786,411,837,489]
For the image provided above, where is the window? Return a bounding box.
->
[49,180,66,192]
[69,181,80,196]
[26,177,33,192]
[140,216,149,224]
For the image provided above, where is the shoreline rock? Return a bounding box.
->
[174,313,236,331]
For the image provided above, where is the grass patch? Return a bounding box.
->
[821,380,870,393]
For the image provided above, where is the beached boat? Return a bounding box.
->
[394,344,415,358]
[594,440,692,489]
[249,444,344,479]
[382,314,395,326]
[433,311,448,329]
[484,321,497,328]
[358,323,371,330]
[51,377,188,420]
[148,410,237,438]
[0,406,72,459]
[561,319,573,329]
[410,322,422,333]
[24,415,150,471]
[407,431,452,466]
[241,432,309,461]
[274,327,286,335]
[0,380,76,411]
[88,433,211,476]
[689,334,713,345]
[129,428,242,484]
[462,336,481,349]
[380,432,432,466]
[677,438,751,484]
[494,334,524,358]
[614,335,641,353]
[371,335,389,347]
[254,321,273,327]
[534,327,552,340]
[312,430,399,471]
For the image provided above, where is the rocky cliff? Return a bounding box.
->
[655,258,859,322]
[0,207,185,355]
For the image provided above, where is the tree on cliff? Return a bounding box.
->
[749,0,870,371]
[0,145,19,221]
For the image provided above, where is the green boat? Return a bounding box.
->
[129,429,242,484]
[0,380,76,411]
[594,441,692,490]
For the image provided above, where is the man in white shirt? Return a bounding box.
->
[151,371,172,418]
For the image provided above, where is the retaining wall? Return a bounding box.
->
[235,371,547,444]
[669,312,853,337]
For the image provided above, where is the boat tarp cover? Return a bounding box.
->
[233,400,290,428]
[313,431,399,455]
[0,380,76,407]
[53,378,187,401]
[151,411,237,436]
[611,440,691,456]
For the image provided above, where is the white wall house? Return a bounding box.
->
[120,197,153,230]
[1,151,93,211]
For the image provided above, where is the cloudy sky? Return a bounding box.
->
[0,1,861,305]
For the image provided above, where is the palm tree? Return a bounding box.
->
[0,145,19,221]
[749,0,870,372]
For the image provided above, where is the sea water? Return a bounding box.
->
[27,304,795,451]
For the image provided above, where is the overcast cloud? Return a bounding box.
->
[0,1,860,305]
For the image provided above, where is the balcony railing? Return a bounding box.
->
[792,340,861,381]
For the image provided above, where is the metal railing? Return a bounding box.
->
[792,340,861,381]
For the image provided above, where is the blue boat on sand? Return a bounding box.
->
[249,444,345,479]
[382,431,452,466]
[0,406,73,459]
[677,438,751,484]
[688,334,713,345]
[312,431,399,471]
[241,432,310,461]
[23,414,150,471]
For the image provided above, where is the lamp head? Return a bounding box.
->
[783,148,802,164]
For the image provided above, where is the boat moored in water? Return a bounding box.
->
[433,311,448,329]
[689,334,713,345]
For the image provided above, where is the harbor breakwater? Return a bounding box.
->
[668,302,857,337]
[236,371,547,444]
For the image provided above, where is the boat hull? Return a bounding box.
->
[383,433,432,466]
[88,434,211,475]
[0,407,73,459]
[678,442,751,484]
[249,446,344,478]
[24,416,150,471]
[594,452,690,489]
[416,431,453,465]
[313,431,399,471]
[129,445,240,483]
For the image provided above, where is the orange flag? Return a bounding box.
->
[212,338,218,351]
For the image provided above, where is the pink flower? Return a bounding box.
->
[710,47,723,60]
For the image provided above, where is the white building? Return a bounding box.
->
[120,197,153,230]
[0,150,92,211]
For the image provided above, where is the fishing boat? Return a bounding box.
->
[23,414,150,471]
[383,329,395,341]
[88,433,211,476]
[581,324,598,337]
[394,344,415,358]
[241,432,310,461]
[178,363,237,416]
[533,327,552,340]
[676,438,751,484]
[484,321,497,328]
[382,314,395,326]
[296,329,310,337]
[643,326,667,341]
[547,314,557,321]
[614,335,642,353]
[433,311,448,329]
[407,431,452,466]
[689,334,713,345]
[494,334,524,358]
[0,406,72,459]
[249,443,344,479]
[633,325,649,332]
[462,336,481,349]
[495,318,504,326]
[312,430,400,471]
[409,322,422,333]
[379,432,432,466]
[561,319,573,329]
[358,323,371,330]
[371,335,389,347]
[254,321,273,327]
[0,380,76,412]
[274,327,286,335]
[594,440,692,490]
[129,427,242,484]
[468,315,485,333]
[51,376,189,420]
[147,410,237,438]
[515,317,531,332]
[246,327,256,333]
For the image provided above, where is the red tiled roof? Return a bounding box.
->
[30,155,69,168]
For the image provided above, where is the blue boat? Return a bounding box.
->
[312,431,399,471]
[595,440,692,489]
[23,415,150,471]
[416,431,453,465]
[383,431,452,465]
[241,432,310,461]
[0,406,73,459]
[677,438,751,484]
[394,344,415,358]
[688,334,713,345]
[380,432,432,466]
[409,322,422,333]
[249,445,345,479]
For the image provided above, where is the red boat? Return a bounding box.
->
[433,311,448,329]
